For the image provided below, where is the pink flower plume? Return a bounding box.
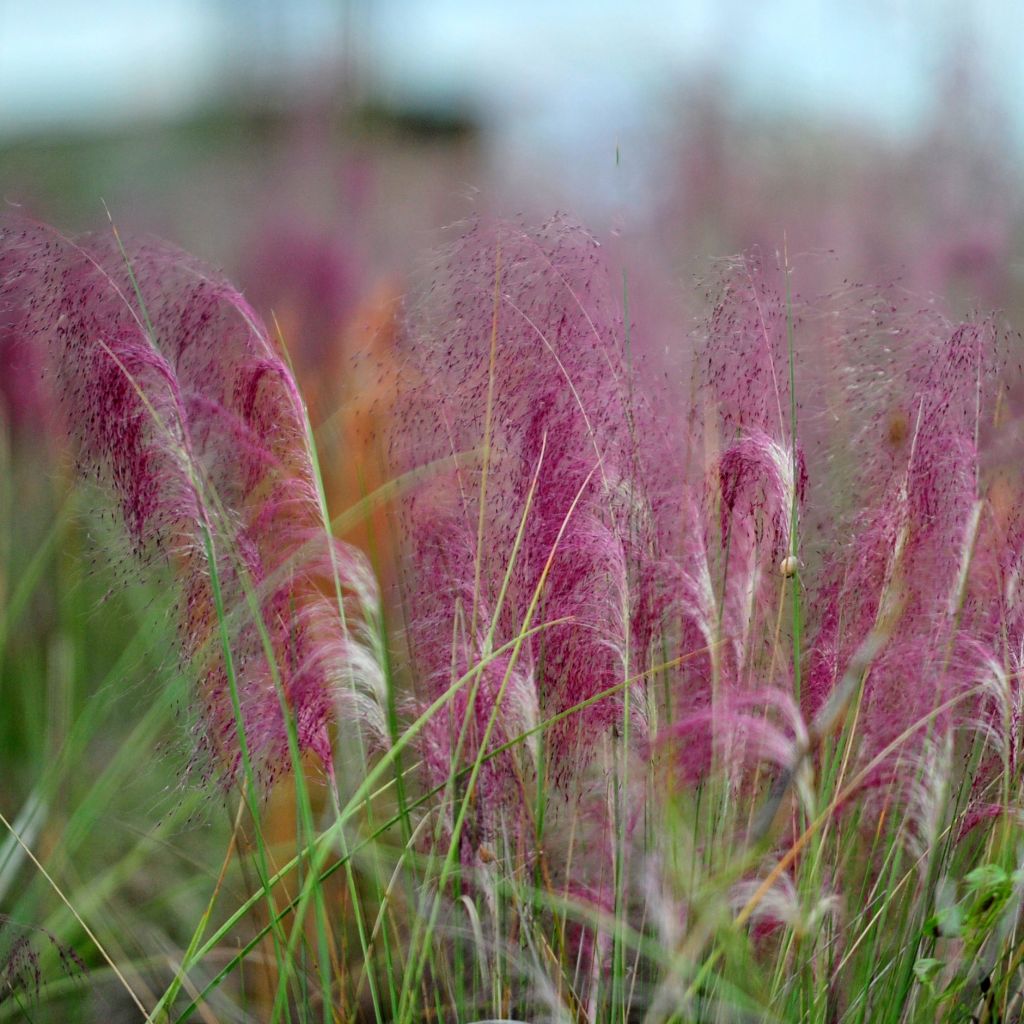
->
[0,217,386,788]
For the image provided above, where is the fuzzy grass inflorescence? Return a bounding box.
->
[0,217,386,791]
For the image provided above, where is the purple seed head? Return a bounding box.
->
[0,217,385,788]
[804,308,1016,780]
[392,215,665,819]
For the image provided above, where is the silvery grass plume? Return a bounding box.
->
[391,215,665,854]
[0,216,386,789]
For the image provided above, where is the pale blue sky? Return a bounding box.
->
[0,0,1017,146]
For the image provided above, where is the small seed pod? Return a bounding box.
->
[779,554,799,578]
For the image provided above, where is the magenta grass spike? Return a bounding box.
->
[717,429,807,585]
[0,216,385,788]
[802,308,1017,792]
[392,214,665,840]
[694,249,800,443]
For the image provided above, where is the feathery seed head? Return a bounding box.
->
[0,216,386,788]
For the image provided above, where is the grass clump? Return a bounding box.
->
[2,213,1024,1023]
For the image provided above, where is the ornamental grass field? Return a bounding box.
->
[3,200,1024,1024]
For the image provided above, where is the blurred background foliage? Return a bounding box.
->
[2,1,1021,302]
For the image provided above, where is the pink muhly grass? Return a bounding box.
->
[392,214,665,836]
[411,523,541,849]
[667,252,1022,845]
[953,633,1024,825]
[663,253,815,722]
[239,219,361,424]
[0,326,49,441]
[0,217,386,789]
[717,429,807,565]
[656,685,811,807]
[693,249,816,449]
[800,306,1020,825]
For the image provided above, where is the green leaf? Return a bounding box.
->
[964,864,1009,893]
[926,903,963,939]
[913,957,943,987]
